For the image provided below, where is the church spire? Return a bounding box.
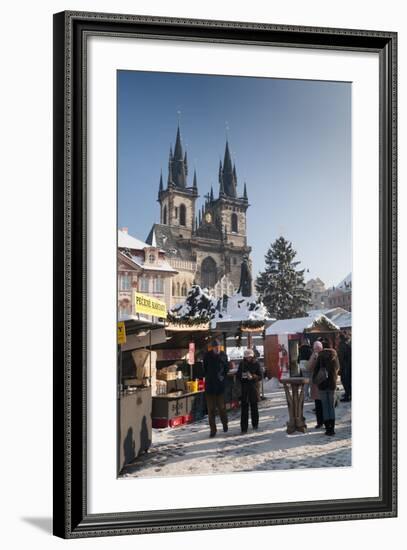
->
[193,169,198,190]
[168,124,187,188]
[218,141,237,198]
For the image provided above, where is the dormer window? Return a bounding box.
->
[148,253,156,263]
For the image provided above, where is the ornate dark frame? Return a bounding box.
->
[53,10,397,539]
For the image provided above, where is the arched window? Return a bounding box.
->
[179,204,186,226]
[163,205,167,225]
[172,281,176,296]
[201,257,217,290]
[176,282,180,296]
[181,282,187,296]
[231,212,238,233]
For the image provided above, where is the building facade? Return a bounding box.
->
[305,277,328,310]
[326,273,352,312]
[117,229,178,318]
[146,125,252,305]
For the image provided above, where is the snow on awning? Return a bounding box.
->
[266,314,339,336]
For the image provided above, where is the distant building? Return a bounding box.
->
[305,277,327,310]
[326,273,352,312]
[146,124,252,302]
[117,228,178,318]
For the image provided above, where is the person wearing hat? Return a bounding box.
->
[203,339,230,437]
[237,348,262,434]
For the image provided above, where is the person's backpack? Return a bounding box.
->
[313,364,328,385]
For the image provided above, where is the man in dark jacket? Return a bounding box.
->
[203,339,229,437]
[313,338,340,436]
[237,349,262,434]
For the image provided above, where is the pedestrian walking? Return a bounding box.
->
[338,333,352,401]
[297,338,312,400]
[203,339,229,438]
[237,349,262,434]
[308,340,324,428]
[312,338,340,436]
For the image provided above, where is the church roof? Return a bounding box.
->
[146,224,195,261]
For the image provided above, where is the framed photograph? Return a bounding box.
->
[53,11,397,538]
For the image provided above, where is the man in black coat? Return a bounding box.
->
[203,339,229,437]
[237,349,262,434]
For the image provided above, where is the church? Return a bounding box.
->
[146,124,252,305]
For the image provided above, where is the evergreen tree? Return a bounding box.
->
[255,237,311,319]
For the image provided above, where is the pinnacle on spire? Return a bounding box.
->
[193,169,198,189]
[243,181,248,201]
[158,170,163,196]
[198,210,202,225]
[210,185,214,201]
[184,150,188,176]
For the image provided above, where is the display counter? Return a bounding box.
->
[118,386,152,472]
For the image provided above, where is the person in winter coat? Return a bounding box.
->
[338,333,352,401]
[308,340,324,428]
[297,338,312,400]
[312,338,340,436]
[203,340,229,438]
[237,349,262,434]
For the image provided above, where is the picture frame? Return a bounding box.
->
[53,10,397,538]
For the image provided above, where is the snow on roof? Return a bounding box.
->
[337,273,352,290]
[266,313,339,335]
[130,255,177,273]
[307,307,352,328]
[213,292,268,324]
[118,229,149,250]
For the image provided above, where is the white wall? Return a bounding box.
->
[0,0,405,548]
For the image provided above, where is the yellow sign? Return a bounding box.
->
[117,321,126,345]
[134,292,167,318]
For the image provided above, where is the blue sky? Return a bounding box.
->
[118,70,351,288]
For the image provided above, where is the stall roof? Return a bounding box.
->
[266,313,339,336]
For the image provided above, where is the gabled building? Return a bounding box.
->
[146,124,252,301]
[118,228,177,317]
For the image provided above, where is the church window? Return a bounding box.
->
[181,282,187,296]
[180,204,186,226]
[201,256,217,290]
[231,213,238,233]
[172,282,176,295]
[175,207,178,218]
[176,282,180,296]
[163,205,167,225]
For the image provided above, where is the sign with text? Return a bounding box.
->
[134,292,167,318]
[117,321,126,345]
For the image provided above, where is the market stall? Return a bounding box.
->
[264,307,351,379]
[117,304,167,473]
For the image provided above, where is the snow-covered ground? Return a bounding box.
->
[121,380,351,478]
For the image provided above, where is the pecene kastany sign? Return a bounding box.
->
[134,292,167,318]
